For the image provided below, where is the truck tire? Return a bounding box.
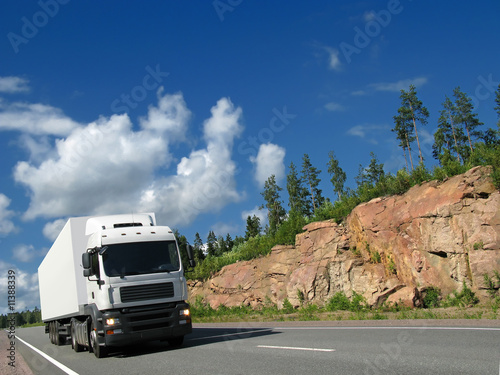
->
[54,321,63,346]
[49,322,55,344]
[89,321,107,358]
[71,319,84,353]
[168,336,184,347]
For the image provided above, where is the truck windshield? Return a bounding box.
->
[101,240,180,277]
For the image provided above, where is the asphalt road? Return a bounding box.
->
[11,321,500,375]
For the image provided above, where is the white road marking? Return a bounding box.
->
[277,326,500,331]
[257,345,335,352]
[16,335,80,375]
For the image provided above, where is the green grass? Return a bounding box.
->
[190,282,500,323]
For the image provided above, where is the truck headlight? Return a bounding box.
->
[179,309,190,317]
[106,318,120,325]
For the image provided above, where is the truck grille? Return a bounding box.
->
[120,282,174,302]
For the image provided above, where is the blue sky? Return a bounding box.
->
[0,1,499,312]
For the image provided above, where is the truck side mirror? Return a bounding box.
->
[82,252,92,276]
[186,244,196,268]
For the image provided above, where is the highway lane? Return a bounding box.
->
[13,321,500,375]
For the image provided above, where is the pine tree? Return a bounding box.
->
[392,107,416,171]
[261,175,286,234]
[286,161,310,215]
[397,85,429,164]
[245,215,261,240]
[434,96,464,163]
[225,233,234,252]
[366,152,384,185]
[326,150,346,200]
[193,232,205,261]
[301,154,324,215]
[453,87,483,158]
[217,235,228,255]
[206,230,217,257]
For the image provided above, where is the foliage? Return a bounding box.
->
[274,209,306,245]
[261,175,286,235]
[327,150,346,200]
[325,291,367,312]
[422,286,441,308]
[286,161,310,216]
[281,298,294,314]
[0,307,42,328]
[484,271,500,299]
[325,291,351,311]
[394,84,429,166]
[245,214,262,240]
[442,282,479,307]
[301,153,324,215]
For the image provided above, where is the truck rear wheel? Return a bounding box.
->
[71,319,84,352]
[54,321,63,346]
[89,321,108,358]
[49,322,55,344]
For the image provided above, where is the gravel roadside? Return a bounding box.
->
[1,330,34,375]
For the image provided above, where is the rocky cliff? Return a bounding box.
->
[188,166,500,309]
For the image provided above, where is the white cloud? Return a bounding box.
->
[0,194,16,236]
[13,92,229,226]
[351,90,367,96]
[211,222,240,237]
[0,76,30,93]
[250,143,286,187]
[43,219,67,241]
[137,97,244,227]
[8,92,245,230]
[139,89,191,141]
[369,77,428,92]
[325,47,342,71]
[241,206,268,228]
[0,101,80,136]
[12,244,39,263]
[0,261,39,313]
[324,102,345,112]
[363,11,376,22]
[347,124,390,144]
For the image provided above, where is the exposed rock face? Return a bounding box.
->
[189,166,500,308]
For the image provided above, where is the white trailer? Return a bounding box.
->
[38,213,195,358]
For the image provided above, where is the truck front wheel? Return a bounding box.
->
[89,321,108,358]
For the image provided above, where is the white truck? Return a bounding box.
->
[38,213,195,358]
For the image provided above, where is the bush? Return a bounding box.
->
[281,298,294,314]
[422,286,441,308]
[443,282,479,307]
[326,292,351,311]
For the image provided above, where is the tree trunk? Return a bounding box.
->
[410,102,423,164]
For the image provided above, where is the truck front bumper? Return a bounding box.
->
[100,301,192,347]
